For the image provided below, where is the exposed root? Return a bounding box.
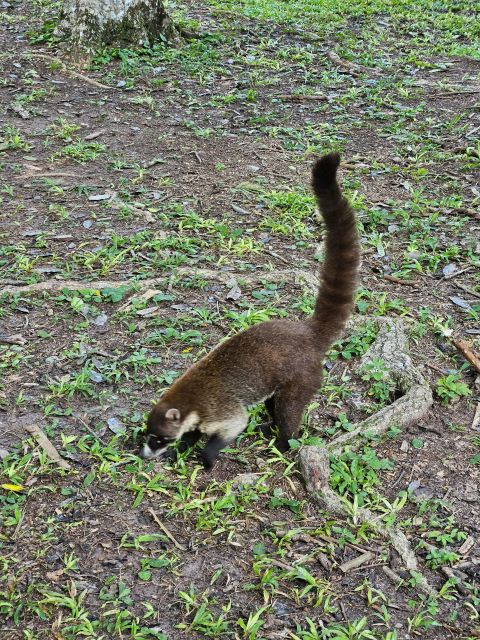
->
[299,317,435,593]
[0,268,318,297]
[328,318,433,454]
[298,446,435,595]
[24,424,71,471]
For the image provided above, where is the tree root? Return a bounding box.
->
[298,446,435,595]
[328,318,433,454]
[0,267,318,297]
[298,317,435,593]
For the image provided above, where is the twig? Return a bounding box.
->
[263,248,291,265]
[458,536,475,556]
[277,93,327,102]
[24,425,71,470]
[451,337,480,374]
[147,508,186,551]
[340,551,374,573]
[432,90,480,98]
[471,402,480,431]
[383,274,418,287]
[27,171,79,180]
[382,565,404,587]
[0,334,26,345]
[456,283,480,299]
[442,265,472,281]
[325,51,371,77]
[23,53,111,89]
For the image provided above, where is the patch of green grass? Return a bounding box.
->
[435,373,472,405]
[53,138,106,163]
[0,124,31,151]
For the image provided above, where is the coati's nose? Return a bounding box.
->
[140,442,155,459]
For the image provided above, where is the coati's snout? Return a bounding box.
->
[140,406,181,459]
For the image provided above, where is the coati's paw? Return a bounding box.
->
[162,448,178,462]
[275,438,290,453]
[201,450,216,470]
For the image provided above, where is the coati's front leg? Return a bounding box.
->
[161,430,203,462]
[178,429,203,453]
[201,411,248,469]
[201,435,229,469]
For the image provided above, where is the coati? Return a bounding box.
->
[140,152,360,469]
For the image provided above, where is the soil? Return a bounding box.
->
[0,1,479,639]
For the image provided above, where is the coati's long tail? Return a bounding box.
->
[311,152,360,339]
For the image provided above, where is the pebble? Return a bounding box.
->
[232,473,262,489]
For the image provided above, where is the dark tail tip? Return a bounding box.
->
[311,152,341,192]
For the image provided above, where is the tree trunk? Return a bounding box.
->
[57,0,176,51]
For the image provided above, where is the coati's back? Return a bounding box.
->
[142,152,360,467]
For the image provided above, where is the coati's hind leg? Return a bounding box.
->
[273,384,316,452]
[258,396,276,438]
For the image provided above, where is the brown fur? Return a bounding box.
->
[141,152,360,468]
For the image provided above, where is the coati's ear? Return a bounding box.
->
[165,408,181,421]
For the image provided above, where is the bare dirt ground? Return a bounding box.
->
[0,1,479,639]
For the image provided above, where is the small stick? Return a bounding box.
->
[433,90,480,98]
[441,266,472,281]
[0,334,26,345]
[451,337,480,374]
[382,565,404,587]
[148,508,186,550]
[456,283,480,299]
[24,425,71,470]
[28,172,78,179]
[458,536,475,556]
[340,551,374,573]
[24,53,110,89]
[471,403,480,431]
[383,274,418,287]
[263,248,291,265]
[391,469,406,489]
[326,51,365,77]
[277,93,327,102]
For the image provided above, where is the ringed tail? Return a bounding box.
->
[311,152,360,337]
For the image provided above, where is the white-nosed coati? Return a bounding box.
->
[140,152,360,469]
